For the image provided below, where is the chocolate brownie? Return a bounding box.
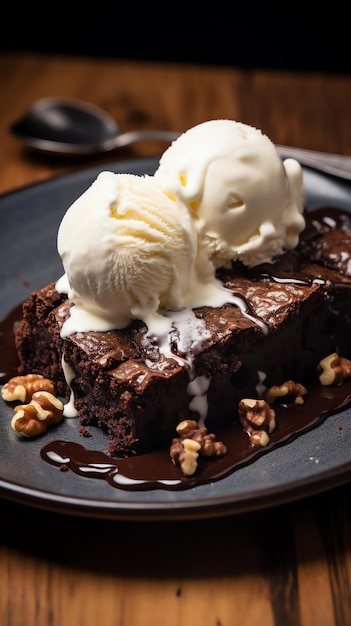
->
[15,207,351,457]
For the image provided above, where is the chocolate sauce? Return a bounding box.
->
[1,302,351,492]
[39,382,351,491]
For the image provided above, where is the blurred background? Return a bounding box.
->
[1,5,349,73]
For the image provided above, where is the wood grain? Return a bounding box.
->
[1,52,351,626]
[1,52,351,195]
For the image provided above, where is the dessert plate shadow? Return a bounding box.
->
[1,158,351,522]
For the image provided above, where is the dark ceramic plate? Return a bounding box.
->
[1,158,351,521]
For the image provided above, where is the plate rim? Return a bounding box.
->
[1,455,351,521]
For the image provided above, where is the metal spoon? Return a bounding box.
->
[10,97,179,156]
[10,97,351,180]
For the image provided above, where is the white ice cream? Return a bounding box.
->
[154,119,305,268]
[57,172,198,337]
[56,120,306,341]
[57,169,256,340]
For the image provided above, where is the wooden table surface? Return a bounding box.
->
[1,51,351,626]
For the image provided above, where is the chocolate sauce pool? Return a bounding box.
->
[1,302,351,492]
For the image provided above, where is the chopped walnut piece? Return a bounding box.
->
[180,438,201,476]
[175,419,199,438]
[318,353,351,386]
[170,419,227,476]
[79,426,91,438]
[250,430,271,447]
[2,374,56,403]
[264,380,308,406]
[11,391,64,437]
[238,398,276,447]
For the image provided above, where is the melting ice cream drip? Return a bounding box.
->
[61,355,78,418]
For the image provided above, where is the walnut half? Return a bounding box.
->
[170,419,227,476]
[318,353,351,386]
[2,373,56,403]
[11,391,64,437]
[238,398,276,447]
[264,380,308,406]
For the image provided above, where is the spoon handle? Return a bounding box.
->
[106,129,180,150]
[110,133,351,181]
[276,145,351,180]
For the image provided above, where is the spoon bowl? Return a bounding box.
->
[10,97,180,156]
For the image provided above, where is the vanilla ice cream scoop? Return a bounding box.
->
[56,172,197,337]
[154,119,305,268]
